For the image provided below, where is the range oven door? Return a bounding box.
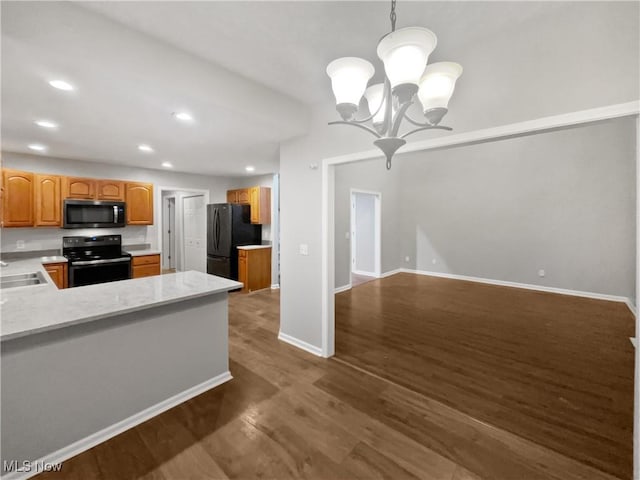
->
[64,200,126,229]
[68,259,132,287]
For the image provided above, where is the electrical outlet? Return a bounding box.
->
[299,244,309,256]
[432,258,437,265]
[405,256,410,262]
[538,269,545,277]
[345,232,350,239]
[16,240,25,250]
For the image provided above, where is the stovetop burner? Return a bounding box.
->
[62,235,131,263]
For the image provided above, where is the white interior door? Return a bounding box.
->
[182,194,206,272]
[351,191,381,277]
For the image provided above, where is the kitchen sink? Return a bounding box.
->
[0,272,47,289]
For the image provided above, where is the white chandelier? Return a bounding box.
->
[326,0,463,169]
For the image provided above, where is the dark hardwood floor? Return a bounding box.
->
[335,273,635,480]
[36,278,633,480]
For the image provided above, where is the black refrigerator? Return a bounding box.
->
[207,203,262,280]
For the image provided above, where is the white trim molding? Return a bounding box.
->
[400,268,632,304]
[270,284,280,290]
[351,269,378,278]
[380,268,402,278]
[334,283,352,294]
[321,100,640,362]
[2,372,232,480]
[278,331,324,357]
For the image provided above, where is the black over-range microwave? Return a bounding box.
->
[63,199,126,229]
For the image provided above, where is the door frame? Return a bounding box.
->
[320,102,639,361]
[162,195,176,269]
[350,189,381,278]
[156,186,210,272]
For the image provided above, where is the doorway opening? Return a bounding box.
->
[158,187,210,273]
[350,189,381,286]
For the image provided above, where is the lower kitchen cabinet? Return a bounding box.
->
[132,254,161,278]
[44,262,68,289]
[237,246,271,293]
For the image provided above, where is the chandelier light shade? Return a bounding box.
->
[376,27,437,89]
[364,83,386,128]
[418,62,463,123]
[326,0,463,169]
[326,57,375,120]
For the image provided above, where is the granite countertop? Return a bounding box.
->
[237,245,272,250]
[1,257,241,342]
[125,249,163,257]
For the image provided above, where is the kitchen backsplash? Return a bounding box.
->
[1,226,151,253]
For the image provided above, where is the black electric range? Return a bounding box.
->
[63,235,132,287]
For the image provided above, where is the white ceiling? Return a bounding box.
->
[1,1,566,176]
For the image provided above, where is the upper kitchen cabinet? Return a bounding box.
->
[126,182,154,225]
[97,180,125,201]
[2,169,34,227]
[227,188,251,204]
[227,186,270,224]
[249,186,271,224]
[34,174,62,226]
[64,177,96,199]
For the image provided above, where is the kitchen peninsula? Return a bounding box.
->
[1,260,240,479]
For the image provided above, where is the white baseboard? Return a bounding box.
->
[626,299,637,318]
[352,269,378,277]
[631,337,637,348]
[399,268,632,305]
[270,284,280,290]
[334,283,352,294]
[380,268,402,278]
[1,372,233,480]
[278,331,323,357]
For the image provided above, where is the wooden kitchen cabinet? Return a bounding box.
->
[126,182,154,225]
[34,174,62,226]
[64,177,96,199]
[97,180,125,201]
[132,254,161,278]
[2,169,34,227]
[226,186,270,224]
[237,246,271,293]
[227,188,250,204]
[44,262,68,289]
[249,186,270,224]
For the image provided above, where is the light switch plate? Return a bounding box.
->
[299,244,309,256]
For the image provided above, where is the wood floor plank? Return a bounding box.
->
[34,286,631,480]
[339,442,421,480]
[136,410,229,479]
[335,273,634,479]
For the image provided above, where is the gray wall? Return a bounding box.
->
[1,152,236,253]
[398,118,636,300]
[281,1,639,351]
[333,118,636,301]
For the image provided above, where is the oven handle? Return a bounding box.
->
[72,257,131,266]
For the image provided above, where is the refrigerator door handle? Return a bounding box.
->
[214,208,220,251]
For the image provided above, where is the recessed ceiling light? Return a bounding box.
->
[138,144,154,153]
[48,80,74,91]
[34,120,58,129]
[173,111,193,122]
[245,166,255,172]
[28,144,47,152]
[161,161,173,168]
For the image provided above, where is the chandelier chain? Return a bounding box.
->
[390,0,397,32]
